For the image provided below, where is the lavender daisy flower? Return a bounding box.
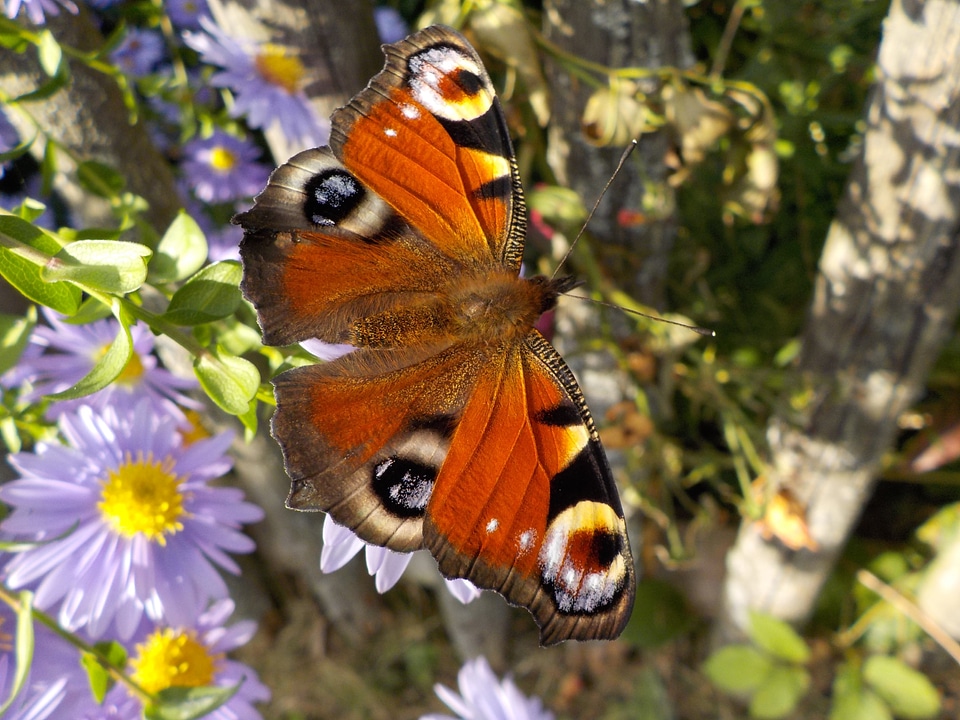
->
[10,309,200,420]
[0,586,90,720]
[321,516,481,603]
[205,221,242,262]
[374,6,409,44]
[110,28,166,77]
[68,598,269,720]
[421,656,555,720]
[183,16,328,148]
[181,130,270,204]
[0,109,19,153]
[3,0,77,25]
[0,401,264,640]
[166,0,209,30]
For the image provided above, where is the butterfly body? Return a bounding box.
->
[237,25,635,644]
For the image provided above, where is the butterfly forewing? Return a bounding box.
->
[330,25,526,269]
[237,148,459,347]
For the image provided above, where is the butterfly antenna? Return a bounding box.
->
[565,293,716,337]
[549,140,715,338]
[551,139,639,280]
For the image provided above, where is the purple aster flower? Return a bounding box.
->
[110,28,166,77]
[0,401,264,640]
[421,656,555,720]
[3,0,77,24]
[9,308,201,420]
[0,110,19,154]
[66,598,268,720]
[374,6,409,44]
[321,516,481,603]
[181,130,270,204]
[0,583,90,720]
[166,0,209,30]
[205,220,242,262]
[183,16,328,149]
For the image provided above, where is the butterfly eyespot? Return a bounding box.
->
[303,169,364,226]
[408,45,492,122]
[539,502,630,615]
[372,456,435,518]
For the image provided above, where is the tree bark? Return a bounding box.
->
[207,0,381,162]
[717,0,960,641]
[542,0,693,304]
[0,6,180,233]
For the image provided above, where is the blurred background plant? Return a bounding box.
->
[1,0,958,718]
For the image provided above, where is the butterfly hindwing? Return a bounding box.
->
[272,343,482,551]
[330,25,526,270]
[424,331,635,644]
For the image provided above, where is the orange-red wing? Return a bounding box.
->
[330,26,525,270]
[273,343,482,552]
[424,332,636,645]
[237,147,457,347]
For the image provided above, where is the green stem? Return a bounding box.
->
[0,585,154,705]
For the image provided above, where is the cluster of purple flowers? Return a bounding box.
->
[0,1,556,718]
[0,308,269,718]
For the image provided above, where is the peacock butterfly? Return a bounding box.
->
[235,24,636,645]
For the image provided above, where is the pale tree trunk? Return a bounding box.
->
[542,0,693,305]
[718,0,960,641]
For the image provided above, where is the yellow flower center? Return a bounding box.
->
[180,410,210,446]
[98,452,186,544]
[209,146,237,172]
[116,351,145,386]
[254,45,305,94]
[131,628,221,694]
[97,343,145,387]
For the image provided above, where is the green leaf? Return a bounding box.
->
[703,645,772,695]
[748,664,809,719]
[237,397,259,437]
[146,681,241,720]
[164,261,242,326]
[748,611,811,663]
[151,212,209,283]
[864,655,940,719]
[49,304,133,400]
[92,639,129,670]
[622,578,695,648]
[0,591,34,716]
[830,689,893,720]
[194,346,259,416]
[42,239,152,294]
[0,217,80,315]
[1,416,21,453]
[80,651,114,704]
[0,307,36,376]
[37,29,63,76]
[80,642,126,704]
[77,160,126,199]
